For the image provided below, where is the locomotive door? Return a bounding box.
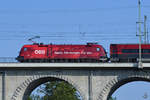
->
[47,45,53,59]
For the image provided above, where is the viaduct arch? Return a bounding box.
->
[98,70,150,100]
[10,72,86,100]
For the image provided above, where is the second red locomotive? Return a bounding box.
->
[16,43,108,62]
[110,44,150,62]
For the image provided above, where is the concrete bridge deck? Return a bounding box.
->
[0,63,150,68]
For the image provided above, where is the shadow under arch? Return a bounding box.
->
[23,77,82,100]
[107,77,150,100]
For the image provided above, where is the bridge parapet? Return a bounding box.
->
[0,63,150,68]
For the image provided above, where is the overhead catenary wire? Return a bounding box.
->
[0,34,137,39]
[0,6,142,14]
[0,5,149,13]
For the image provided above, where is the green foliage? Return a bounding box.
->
[109,96,117,100]
[29,81,81,100]
[27,95,41,100]
[27,96,32,100]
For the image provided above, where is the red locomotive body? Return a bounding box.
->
[110,44,150,62]
[16,43,108,62]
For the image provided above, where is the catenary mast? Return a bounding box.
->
[138,0,142,68]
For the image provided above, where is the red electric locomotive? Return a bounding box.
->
[16,43,108,62]
[110,44,150,62]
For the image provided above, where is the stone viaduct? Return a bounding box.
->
[0,63,150,100]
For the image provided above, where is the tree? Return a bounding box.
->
[109,96,117,100]
[27,96,32,100]
[30,81,81,100]
[27,94,41,100]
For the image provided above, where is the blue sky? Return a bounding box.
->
[1,0,150,57]
[113,81,150,100]
[1,0,150,99]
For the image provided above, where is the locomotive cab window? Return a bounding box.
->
[96,48,100,51]
[24,48,27,51]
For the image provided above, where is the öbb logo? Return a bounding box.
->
[34,50,45,54]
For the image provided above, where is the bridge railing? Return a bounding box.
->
[0,57,17,63]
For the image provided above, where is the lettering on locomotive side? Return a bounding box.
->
[64,52,80,54]
[54,51,93,55]
[54,52,63,54]
[34,50,46,54]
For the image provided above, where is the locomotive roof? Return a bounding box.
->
[24,43,101,46]
[111,44,150,45]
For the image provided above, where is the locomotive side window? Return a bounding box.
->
[122,49,139,53]
[112,50,117,53]
[122,49,150,53]
[97,48,100,51]
[24,48,27,51]
[142,49,150,53]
